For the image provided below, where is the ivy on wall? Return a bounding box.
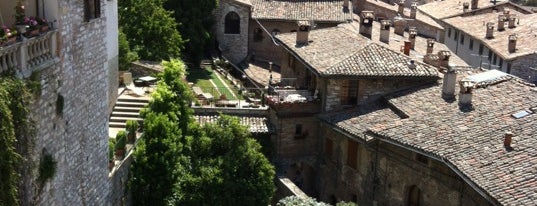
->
[0,75,35,206]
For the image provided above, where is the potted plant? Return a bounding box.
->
[38,17,49,32]
[23,16,40,37]
[14,0,28,34]
[114,131,127,159]
[125,120,139,143]
[108,138,116,170]
[0,26,18,47]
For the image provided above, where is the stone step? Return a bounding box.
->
[111,111,140,118]
[117,97,150,103]
[109,122,127,128]
[113,106,142,113]
[114,101,148,108]
[109,116,143,123]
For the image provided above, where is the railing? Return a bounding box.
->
[0,30,58,77]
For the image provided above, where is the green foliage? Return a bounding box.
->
[109,138,116,160]
[37,153,57,186]
[164,0,218,65]
[119,0,184,61]
[115,131,127,151]
[277,196,357,206]
[336,202,357,206]
[526,0,537,6]
[118,29,139,71]
[126,119,139,134]
[0,76,34,206]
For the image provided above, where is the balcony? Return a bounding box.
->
[266,78,321,116]
[0,30,58,78]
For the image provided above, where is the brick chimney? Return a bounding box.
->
[403,41,411,55]
[463,2,470,12]
[471,0,478,10]
[508,34,517,53]
[410,2,418,19]
[394,14,406,36]
[398,0,405,14]
[408,27,418,50]
[426,38,435,54]
[438,50,451,68]
[379,20,391,43]
[343,0,349,9]
[442,66,457,100]
[508,15,516,28]
[296,20,311,46]
[360,11,375,38]
[459,80,474,106]
[485,22,494,39]
[497,14,506,31]
[504,131,513,148]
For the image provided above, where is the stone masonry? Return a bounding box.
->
[25,0,111,205]
[214,0,250,64]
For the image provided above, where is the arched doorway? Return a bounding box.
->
[407,185,421,206]
[224,12,240,34]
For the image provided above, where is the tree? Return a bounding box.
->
[277,196,357,206]
[119,0,183,61]
[118,29,138,71]
[526,0,537,6]
[164,0,218,65]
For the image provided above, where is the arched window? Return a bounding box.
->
[224,12,240,34]
[407,185,421,206]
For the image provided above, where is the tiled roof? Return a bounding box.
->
[250,0,351,22]
[275,21,467,77]
[367,71,537,205]
[194,115,271,133]
[325,43,438,77]
[365,0,443,30]
[444,12,537,60]
[418,0,510,20]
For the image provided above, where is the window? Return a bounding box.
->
[469,39,474,50]
[253,28,263,42]
[499,58,503,68]
[84,0,101,21]
[454,30,458,41]
[325,138,333,159]
[341,80,358,105]
[493,54,497,65]
[447,28,451,38]
[479,43,484,55]
[407,185,421,206]
[507,63,512,73]
[224,12,240,34]
[488,50,492,62]
[460,33,464,45]
[346,139,358,169]
[294,124,304,139]
[271,29,280,36]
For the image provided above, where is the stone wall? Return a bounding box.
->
[130,61,163,78]
[316,123,492,206]
[511,53,537,84]
[214,0,250,64]
[27,0,111,205]
[109,151,134,206]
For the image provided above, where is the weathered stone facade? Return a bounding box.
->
[511,53,537,84]
[214,0,250,64]
[21,0,112,205]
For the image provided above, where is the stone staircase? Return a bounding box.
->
[109,96,150,129]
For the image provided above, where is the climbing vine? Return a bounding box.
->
[0,75,35,206]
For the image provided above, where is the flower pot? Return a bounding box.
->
[15,24,28,34]
[1,36,17,47]
[127,132,136,143]
[40,25,49,32]
[115,149,125,158]
[108,160,115,170]
[25,29,40,38]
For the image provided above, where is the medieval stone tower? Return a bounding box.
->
[0,0,117,204]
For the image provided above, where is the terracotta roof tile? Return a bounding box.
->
[418,0,509,20]
[251,0,352,22]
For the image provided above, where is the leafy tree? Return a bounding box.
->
[526,0,537,6]
[118,29,138,71]
[164,0,218,65]
[119,0,183,61]
[277,196,357,206]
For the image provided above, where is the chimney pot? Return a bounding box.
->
[426,39,435,54]
[403,41,411,55]
[379,20,391,43]
[459,80,474,106]
[497,14,506,31]
[408,27,418,50]
[471,0,478,10]
[410,2,418,19]
[438,50,451,68]
[398,0,405,14]
[463,2,470,12]
[504,131,513,148]
[360,11,375,38]
[442,66,457,100]
[508,15,517,28]
[508,34,517,53]
[503,8,511,18]
[343,0,349,8]
[296,20,311,46]
[485,22,494,39]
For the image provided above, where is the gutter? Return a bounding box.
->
[365,131,500,206]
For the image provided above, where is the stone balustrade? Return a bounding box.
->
[0,30,58,77]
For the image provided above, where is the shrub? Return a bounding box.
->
[115,131,127,151]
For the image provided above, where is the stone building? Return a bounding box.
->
[0,0,117,205]
[214,0,352,65]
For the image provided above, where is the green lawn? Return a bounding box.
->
[186,67,241,100]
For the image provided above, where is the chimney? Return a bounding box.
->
[504,131,513,148]
[394,14,407,36]
[410,2,418,19]
[463,2,470,12]
[442,66,457,100]
[471,0,478,10]
[485,22,494,39]
[343,0,349,9]
[459,80,474,106]
[360,11,375,38]
[403,41,411,55]
[503,8,511,19]
[438,50,451,68]
[508,15,516,28]
[296,20,311,46]
[426,38,435,54]
[508,34,517,53]
[379,20,391,43]
[398,0,405,15]
[497,14,506,31]
[408,27,418,50]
